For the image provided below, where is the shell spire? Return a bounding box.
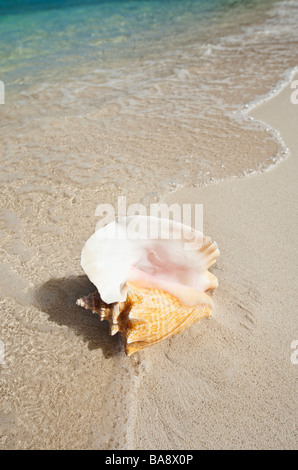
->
[76,291,120,336]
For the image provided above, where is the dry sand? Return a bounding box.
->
[141,78,297,450]
[0,78,297,450]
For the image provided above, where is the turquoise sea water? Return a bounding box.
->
[0,0,289,87]
[1,0,298,196]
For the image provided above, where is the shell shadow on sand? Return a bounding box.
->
[33,275,123,358]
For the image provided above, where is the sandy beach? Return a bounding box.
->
[1,74,297,451]
[0,1,297,451]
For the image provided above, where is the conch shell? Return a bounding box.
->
[77,216,219,356]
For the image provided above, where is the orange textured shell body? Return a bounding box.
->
[77,282,213,356]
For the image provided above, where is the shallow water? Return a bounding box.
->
[0,0,298,449]
[1,1,298,197]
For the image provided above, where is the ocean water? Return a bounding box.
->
[1,0,298,203]
[0,0,298,450]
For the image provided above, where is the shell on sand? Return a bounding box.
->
[77,216,219,356]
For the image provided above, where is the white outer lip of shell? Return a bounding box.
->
[81,216,208,305]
